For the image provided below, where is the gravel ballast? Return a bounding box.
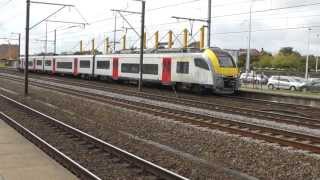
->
[0,77,320,179]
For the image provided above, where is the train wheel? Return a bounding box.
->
[192,85,205,95]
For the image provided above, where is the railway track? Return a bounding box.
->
[1,73,320,130]
[0,94,188,180]
[2,69,319,113]
[1,74,320,154]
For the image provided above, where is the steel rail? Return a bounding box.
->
[31,80,320,154]
[2,77,319,154]
[0,94,189,180]
[0,112,101,180]
[1,69,318,110]
[1,73,319,129]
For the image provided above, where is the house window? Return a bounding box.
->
[80,60,90,68]
[97,61,110,69]
[176,62,189,74]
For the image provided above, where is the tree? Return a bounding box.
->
[237,54,246,68]
[272,54,302,70]
[279,47,301,57]
[256,54,272,68]
[279,47,293,55]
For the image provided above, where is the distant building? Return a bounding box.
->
[0,44,19,60]
[238,48,261,57]
[0,44,19,67]
[224,48,262,64]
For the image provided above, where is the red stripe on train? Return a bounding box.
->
[161,57,171,84]
[112,57,119,80]
[73,58,78,76]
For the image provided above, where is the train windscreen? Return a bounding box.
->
[216,52,236,67]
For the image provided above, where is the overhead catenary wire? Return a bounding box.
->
[213,24,320,35]
[88,0,320,24]
[31,9,320,40]
[74,6,89,25]
[28,1,320,40]
[0,0,13,10]
[212,1,320,19]
[53,1,320,36]
[12,0,320,55]
[88,0,202,25]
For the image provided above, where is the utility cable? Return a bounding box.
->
[213,1,320,19]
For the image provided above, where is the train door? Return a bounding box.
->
[162,57,171,84]
[52,58,56,74]
[112,57,119,80]
[73,58,78,76]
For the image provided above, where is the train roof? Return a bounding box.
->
[22,47,230,58]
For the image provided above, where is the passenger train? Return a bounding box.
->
[19,48,240,94]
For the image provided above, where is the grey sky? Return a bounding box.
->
[1,0,320,55]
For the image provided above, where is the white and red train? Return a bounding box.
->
[19,48,240,93]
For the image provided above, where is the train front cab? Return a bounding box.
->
[205,48,240,94]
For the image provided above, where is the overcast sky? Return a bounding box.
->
[1,0,320,55]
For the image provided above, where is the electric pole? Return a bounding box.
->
[23,1,75,96]
[45,22,48,55]
[18,33,21,60]
[112,1,145,91]
[245,0,263,73]
[113,14,117,52]
[138,0,145,92]
[245,4,253,73]
[25,0,30,96]
[305,28,311,79]
[207,0,212,47]
[54,29,56,54]
[316,56,318,73]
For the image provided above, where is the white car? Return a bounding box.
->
[240,73,268,84]
[267,76,307,91]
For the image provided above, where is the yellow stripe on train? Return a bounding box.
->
[204,48,240,78]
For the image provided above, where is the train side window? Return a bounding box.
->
[45,60,51,66]
[194,58,209,70]
[28,61,33,66]
[57,62,72,69]
[80,60,90,68]
[97,61,110,69]
[121,63,139,73]
[143,64,158,75]
[176,62,189,74]
[37,60,42,66]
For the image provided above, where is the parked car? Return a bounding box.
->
[293,76,308,83]
[309,78,320,83]
[267,76,307,91]
[300,81,320,92]
[240,72,268,84]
